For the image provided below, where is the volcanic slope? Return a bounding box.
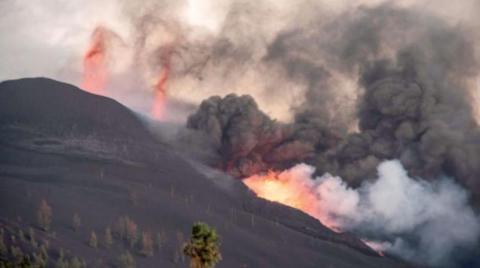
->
[0,78,412,267]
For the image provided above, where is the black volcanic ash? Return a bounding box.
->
[184,93,339,178]
[184,5,480,200]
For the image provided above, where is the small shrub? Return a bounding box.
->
[104,227,113,248]
[125,219,138,248]
[69,257,83,268]
[72,213,81,231]
[18,230,26,242]
[37,199,52,231]
[0,229,6,256]
[88,231,98,248]
[139,232,153,257]
[115,216,138,248]
[39,244,48,260]
[32,252,47,267]
[10,246,24,264]
[155,230,167,252]
[118,251,135,268]
[53,248,67,268]
[28,227,36,246]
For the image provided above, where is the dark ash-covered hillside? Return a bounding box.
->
[0,78,412,267]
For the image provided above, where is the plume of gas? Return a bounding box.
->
[243,160,480,266]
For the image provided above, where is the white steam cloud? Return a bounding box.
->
[246,160,480,266]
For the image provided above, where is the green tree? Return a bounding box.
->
[37,199,52,231]
[88,231,98,248]
[183,222,222,268]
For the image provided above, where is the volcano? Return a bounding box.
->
[0,78,413,267]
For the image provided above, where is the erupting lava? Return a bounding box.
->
[243,168,338,230]
[151,46,174,120]
[244,171,317,214]
[81,26,109,95]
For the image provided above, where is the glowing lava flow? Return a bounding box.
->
[81,26,109,95]
[244,168,386,256]
[244,171,316,213]
[151,46,174,120]
[243,169,338,230]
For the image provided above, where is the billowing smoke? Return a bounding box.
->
[2,0,480,266]
[183,93,337,177]
[184,4,480,202]
[181,5,480,265]
[244,160,480,266]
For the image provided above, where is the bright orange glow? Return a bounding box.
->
[244,171,316,212]
[81,26,109,95]
[151,46,174,120]
[243,170,338,230]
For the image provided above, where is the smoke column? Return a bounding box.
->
[244,160,480,267]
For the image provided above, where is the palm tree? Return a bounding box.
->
[183,222,221,268]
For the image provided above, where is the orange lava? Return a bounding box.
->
[243,169,343,230]
[81,26,109,95]
[151,46,174,120]
[244,171,320,219]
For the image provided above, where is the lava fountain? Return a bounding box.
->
[81,26,109,95]
[151,45,174,120]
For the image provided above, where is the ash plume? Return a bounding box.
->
[182,5,480,265]
[185,4,480,201]
[183,93,338,177]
